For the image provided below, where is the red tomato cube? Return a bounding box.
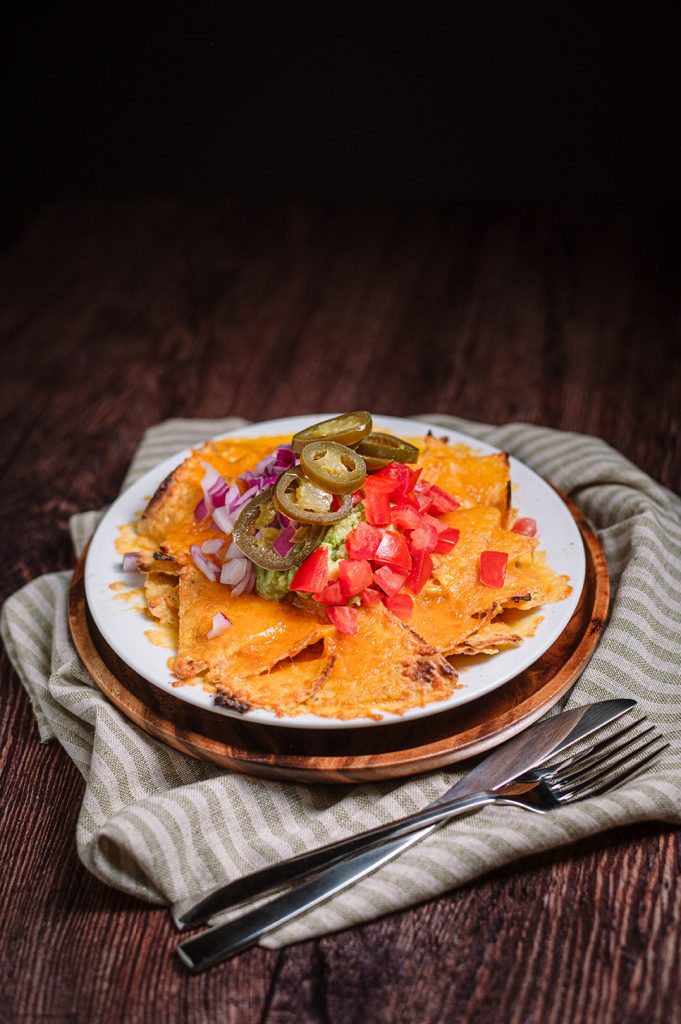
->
[512,517,538,537]
[290,546,330,593]
[346,521,382,560]
[363,490,391,526]
[408,523,438,554]
[479,550,508,588]
[383,593,414,620]
[391,504,422,531]
[339,558,373,598]
[404,549,433,595]
[434,527,460,554]
[374,531,412,574]
[361,587,383,607]
[327,605,359,635]
[316,582,345,605]
[371,462,413,499]
[374,565,408,596]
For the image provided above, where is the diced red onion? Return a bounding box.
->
[194,497,210,523]
[232,562,256,596]
[226,539,242,559]
[202,538,225,555]
[190,543,219,582]
[277,512,291,528]
[252,454,277,476]
[122,552,139,572]
[220,557,249,586]
[199,461,231,515]
[207,612,232,639]
[212,505,235,535]
[273,445,295,470]
[208,480,229,508]
[272,524,296,556]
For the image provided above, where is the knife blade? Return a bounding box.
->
[173,697,635,945]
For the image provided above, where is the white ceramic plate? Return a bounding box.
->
[85,415,585,729]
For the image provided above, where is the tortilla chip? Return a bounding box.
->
[413,435,511,524]
[144,572,179,628]
[299,604,459,719]
[174,566,334,694]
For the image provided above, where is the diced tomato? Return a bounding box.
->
[363,475,396,494]
[407,466,422,490]
[361,587,383,607]
[434,526,460,554]
[374,532,412,574]
[427,485,460,514]
[290,546,330,593]
[371,462,413,499]
[421,512,450,534]
[414,481,460,515]
[351,490,363,505]
[408,523,438,554]
[404,549,433,595]
[346,521,382,560]
[374,565,408,597]
[339,558,373,598]
[363,490,391,526]
[391,503,422,531]
[480,550,508,588]
[512,517,538,537]
[413,481,433,512]
[330,494,343,512]
[316,581,345,605]
[327,605,359,635]
[383,593,414,620]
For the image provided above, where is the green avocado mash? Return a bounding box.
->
[255,506,364,601]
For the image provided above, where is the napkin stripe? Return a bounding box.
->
[2,414,680,948]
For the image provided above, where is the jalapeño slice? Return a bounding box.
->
[299,441,367,495]
[273,467,352,524]
[233,487,323,569]
[354,432,420,471]
[291,411,372,454]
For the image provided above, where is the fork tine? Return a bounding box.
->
[550,722,656,790]
[545,717,647,780]
[558,738,669,803]
[555,730,662,796]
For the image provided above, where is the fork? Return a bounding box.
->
[177,715,667,970]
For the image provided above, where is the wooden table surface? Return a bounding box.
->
[1,201,679,1024]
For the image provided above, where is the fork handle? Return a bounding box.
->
[177,791,495,971]
[172,789,495,932]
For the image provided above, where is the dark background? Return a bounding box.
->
[4,8,680,202]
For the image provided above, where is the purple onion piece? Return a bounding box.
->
[226,539,242,559]
[232,563,256,596]
[220,558,249,586]
[272,524,296,557]
[206,612,232,639]
[121,552,139,572]
[212,506,235,534]
[190,544,219,582]
[201,538,225,556]
[194,497,210,523]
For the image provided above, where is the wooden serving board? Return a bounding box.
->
[68,496,609,784]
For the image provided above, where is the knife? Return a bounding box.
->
[176,698,635,970]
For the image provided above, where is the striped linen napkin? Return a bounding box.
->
[2,416,679,948]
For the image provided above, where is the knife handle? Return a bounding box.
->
[172,789,495,932]
[176,791,495,971]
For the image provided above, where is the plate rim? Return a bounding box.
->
[84,414,586,730]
